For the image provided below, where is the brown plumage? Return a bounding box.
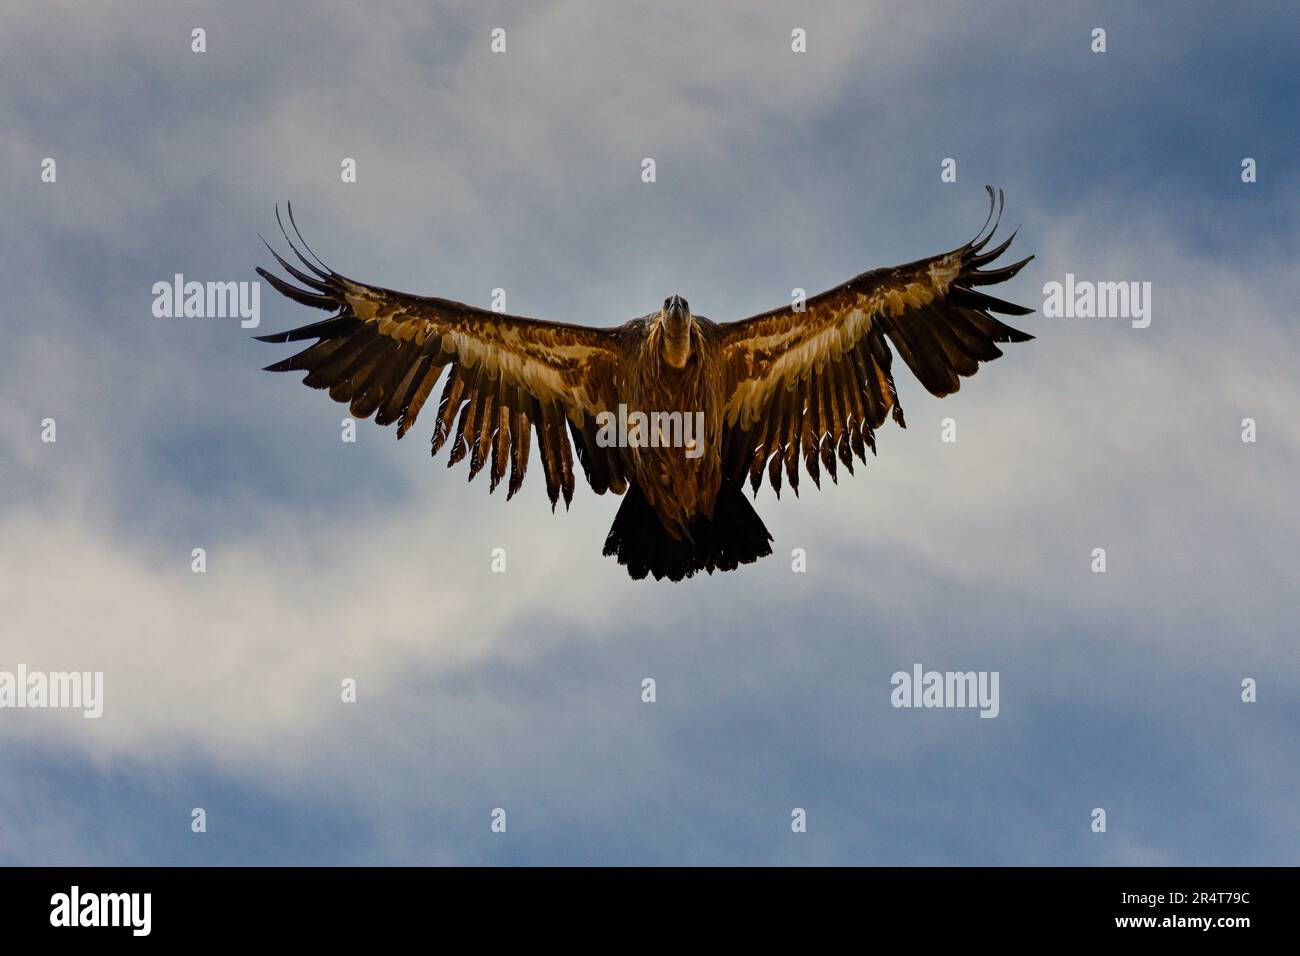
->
[256,188,1034,581]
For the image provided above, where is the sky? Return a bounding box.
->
[0,0,1296,865]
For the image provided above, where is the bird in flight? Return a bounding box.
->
[256,187,1033,581]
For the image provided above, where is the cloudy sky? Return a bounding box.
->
[1,0,1296,865]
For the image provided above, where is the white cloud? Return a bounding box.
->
[1,0,1295,864]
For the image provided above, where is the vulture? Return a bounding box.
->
[256,187,1034,581]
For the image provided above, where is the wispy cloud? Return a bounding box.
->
[1,0,1295,864]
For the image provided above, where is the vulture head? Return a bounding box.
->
[658,294,694,368]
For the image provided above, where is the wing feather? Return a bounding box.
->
[256,207,628,504]
[721,187,1034,494]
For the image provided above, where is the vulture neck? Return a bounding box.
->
[661,314,692,369]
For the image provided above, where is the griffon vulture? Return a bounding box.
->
[255,187,1034,581]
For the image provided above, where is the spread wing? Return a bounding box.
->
[255,207,628,508]
[720,187,1034,497]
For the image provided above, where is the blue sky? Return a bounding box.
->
[1,0,1296,865]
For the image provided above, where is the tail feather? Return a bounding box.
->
[603,481,773,581]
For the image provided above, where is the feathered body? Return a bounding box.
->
[619,312,725,538]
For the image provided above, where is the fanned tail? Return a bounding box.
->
[603,480,773,581]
